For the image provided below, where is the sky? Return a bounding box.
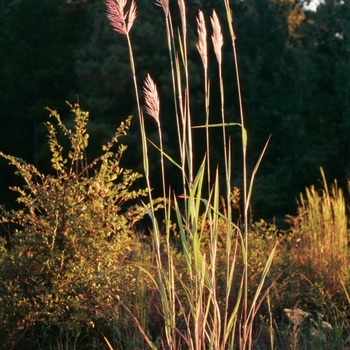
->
[303,0,325,11]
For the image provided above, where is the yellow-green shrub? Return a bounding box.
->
[0,103,155,349]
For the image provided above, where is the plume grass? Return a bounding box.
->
[106,1,275,349]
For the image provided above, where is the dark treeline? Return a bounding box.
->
[0,0,349,222]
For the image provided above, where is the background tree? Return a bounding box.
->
[0,0,88,207]
[229,0,350,220]
[1,0,349,221]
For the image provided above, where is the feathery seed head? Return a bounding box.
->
[211,10,223,64]
[106,0,137,35]
[224,0,237,40]
[155,0,169,16]
[143,74,160,123]
[196,10,207,70]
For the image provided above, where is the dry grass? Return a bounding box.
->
[287,167,348,292]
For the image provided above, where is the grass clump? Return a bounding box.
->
[286,167,349,293]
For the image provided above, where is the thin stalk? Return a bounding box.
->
[158,121,167,214]
[166,189,177,348]
[223,2,249,344]
[233,26,248,344]
[125,33,146,176]
[267,293,275,350]
[173,50,189,216]
[210,171,221,348]
[205,79,210,191]
[143,74,167,217]
[218,57,229,185]
[196,10,210,191]
[157,1,183,174]
[124,35,159,268]
[211,12,233,347]
[167,16,189,211]
[178,0,193,187]
[234,34,249,344]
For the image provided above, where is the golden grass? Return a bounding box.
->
[291,167,348,291]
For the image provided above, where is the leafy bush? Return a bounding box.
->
[0,103,155,349]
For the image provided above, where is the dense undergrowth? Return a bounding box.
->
[0,104,349,349]
[1,0,350,349]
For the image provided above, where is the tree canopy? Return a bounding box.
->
[1,0,349,220]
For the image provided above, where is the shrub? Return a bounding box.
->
[0,103,156,349]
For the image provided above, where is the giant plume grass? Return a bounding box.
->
[105,0,275,349]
